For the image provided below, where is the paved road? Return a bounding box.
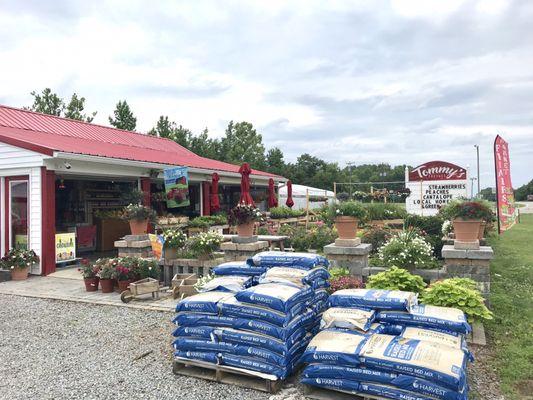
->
[517,201,533,214]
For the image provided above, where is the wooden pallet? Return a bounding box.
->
[172,359,284,393]
[303,384,377,400]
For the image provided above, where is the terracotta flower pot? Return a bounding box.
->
[237,221,255,237]
[478,221,487,240]
[335,216,358,240]
[84,277,99,292]
[452,218,482,242]
[100,279,114,293]
[129,219,148,235]
[164,247,178,262]
[11,267,29,281]
[118,280,132,292]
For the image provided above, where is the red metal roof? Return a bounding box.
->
[0,105,279,178]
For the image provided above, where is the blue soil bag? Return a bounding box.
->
[175,291,233,314]
[235,283,313,313]
[219,295,305,327]
[249,251,329,269]
[172,325,215,339]
[328,289,417,312]
[173,338,290,366]
[377,304,472,334]
[220,353,290,379]
[314,288,330,304]
[301,329,368,366]
[259,267,330,288]
[212,261,267,277]
[197,275,252,293]
[358,334,468,392]
[213,327,306,356]
[174,350,219,365]
[172,313,237,328]
[303,365,467,400]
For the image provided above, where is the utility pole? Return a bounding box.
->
[474,144,480,197]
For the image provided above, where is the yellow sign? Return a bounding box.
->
[56,233,76,263]
[149,234,163,260]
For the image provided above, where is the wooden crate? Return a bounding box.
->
[129,278,160,296]
[172,359,283,394]
[171,273,198,299]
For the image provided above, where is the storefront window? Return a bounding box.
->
[10,181,28,249]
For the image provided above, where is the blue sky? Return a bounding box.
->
[0,0,532,187]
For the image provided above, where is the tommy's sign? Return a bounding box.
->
[409,161,467,182]
[405,161,468,216]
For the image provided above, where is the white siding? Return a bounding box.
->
[0,142,45,169]
[29,167,42,274]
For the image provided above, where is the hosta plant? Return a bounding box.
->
[366,266,426,294]
[421,279,493,323]
[378,229,439,269]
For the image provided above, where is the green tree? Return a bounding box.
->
[190,128,221,160]
[26,88,64,116]
[109,100,136,131]
[149,116,192,147]
[266,147,286,176]
[64,93,97,122]
[220,121,266,169]
[515,179,533,201]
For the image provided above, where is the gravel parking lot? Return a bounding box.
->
[0,294,272,400]
[0,293,501,400]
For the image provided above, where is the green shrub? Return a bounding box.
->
[366,266,427,293]
[189,214,228,228]
[269,206,305,219]
[362,227,392,254]
[404,214,445,258]
[329,267,350,279]
[329,201,368,221]
[378,230,439,269]
[277,224,295,248]
[421,279,493,323]
[308,225,337,251]
[363,203,407,221]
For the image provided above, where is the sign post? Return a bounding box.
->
[494,135,517,233]
[405,161,468,216]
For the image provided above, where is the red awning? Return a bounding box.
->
[285,180,294,208]
[268,178,278,208]
[239,163,255,206]
[210,172,220,212]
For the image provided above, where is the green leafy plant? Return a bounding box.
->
[188,214,228,228]
[363,203,407,221]
[135,259,160,279]
[378,230,439,269]
[329,267,350,280]
[121,204,157,222]
[269,206,305,219]
[367,266,426,293]
[188,231,223,258]
[0,248,40,270]
[403,214,445,258]
[290,227,311,251]
[162,228,187,249]
[440,200,494,221]
[362,227,392,254]
[228,204,264,225]
[421,279,493,322]
[330,201,368,221]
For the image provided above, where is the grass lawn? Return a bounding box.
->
[486,214,533,399]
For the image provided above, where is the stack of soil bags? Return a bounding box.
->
[301,288,472,400]
[172,252,330,381]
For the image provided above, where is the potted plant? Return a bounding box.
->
[476,200,496,239]
[162,228,187,261]
[228,203,264,237]
[331,201,367,239]
[98,262,115,293]
[122,204,157,235]
[188,231,223,260]
[114,264,135,292]
[445,201,487,242]
[79,259,100,291]
[0,248,40,281]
